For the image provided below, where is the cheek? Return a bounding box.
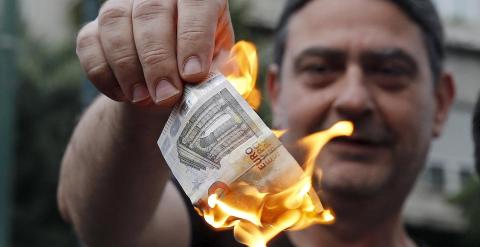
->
[276,81,333,136]
[377,87,435,158]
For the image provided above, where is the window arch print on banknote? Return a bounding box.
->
[178,88,262,171]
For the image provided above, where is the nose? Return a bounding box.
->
[333,65,374,119]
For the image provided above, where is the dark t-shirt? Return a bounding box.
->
[173,179,428,247]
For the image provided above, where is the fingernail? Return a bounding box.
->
[132,84,150,103]
[155,80,180,103]
[183,56,202,76]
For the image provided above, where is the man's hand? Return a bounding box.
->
[59,1,234,246]
[76,0,234,107]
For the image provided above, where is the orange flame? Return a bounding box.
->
[198,121,353,247]
[202,40,355,246]
[223,41,261,110]
[272,129,288,138]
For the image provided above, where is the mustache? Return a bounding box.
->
[319,120,394,145]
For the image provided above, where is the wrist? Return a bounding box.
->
[112,100,173,145]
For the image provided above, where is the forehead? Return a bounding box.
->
[285,0,427,62]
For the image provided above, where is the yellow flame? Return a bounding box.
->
[198,121,354,246]
[202,41,357,247]
[272,129,288,138]
[224,41,261,110]
[299,121,354,176]
[320,209,335,222]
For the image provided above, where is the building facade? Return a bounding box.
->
[19,0,78,46]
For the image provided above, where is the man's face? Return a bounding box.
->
[269,0,451,201]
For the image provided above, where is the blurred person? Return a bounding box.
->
[57,0,455,246]
[474,93,480,174]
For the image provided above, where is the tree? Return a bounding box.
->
[451,178,480,247]
[12,34,82,247]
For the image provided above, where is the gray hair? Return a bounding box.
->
[273,0,445,84]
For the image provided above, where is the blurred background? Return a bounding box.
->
[0,0,479,246]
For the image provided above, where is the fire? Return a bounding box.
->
[272,129,288,138]
[198,41,354,246]
[198,122,353,247]
[222,41,261,110]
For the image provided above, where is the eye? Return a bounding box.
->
[296,56,340,75]
[368,67,411,91]
[375,65,409,76]
[366,59,414,78]
[302,63,331,74]
[297,62,340,88]
[364,60,415,91]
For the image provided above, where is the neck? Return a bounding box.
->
[287,195,416,247]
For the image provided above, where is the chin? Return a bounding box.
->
[315,161,392,200]
[320,178,385,200]
[318,146,392,182]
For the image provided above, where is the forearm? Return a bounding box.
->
[58,96,170,247]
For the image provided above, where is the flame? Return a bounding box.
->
[272,129,288,138]
[207,39,355,247]
[198,121,354,247]
[223,41,261,110]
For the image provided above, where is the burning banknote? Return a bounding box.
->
[157,41,353,247]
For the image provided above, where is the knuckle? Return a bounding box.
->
[111,53,138,70]
[98,3,131,26]
[133,0,170,22]
[76,31,98,53]
[181,0,223,11]
[177,29,214,54]
[181,0,207,7]
[105,33,130,52]
[85,62,112,85]
[141,45,172,67]
[76,22,98,51]
[178,28,205,42]
[79,52,102,72]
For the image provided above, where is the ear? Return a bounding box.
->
[266,64,282,128]
[432,72,456,138]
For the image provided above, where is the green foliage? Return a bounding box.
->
[451,178,480,247]
[12,35,82,246]
[229,0,274,126]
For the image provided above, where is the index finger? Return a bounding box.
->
[177,0,234,83]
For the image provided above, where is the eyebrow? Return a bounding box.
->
[292,47,419,75]
[293,47,346,70]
